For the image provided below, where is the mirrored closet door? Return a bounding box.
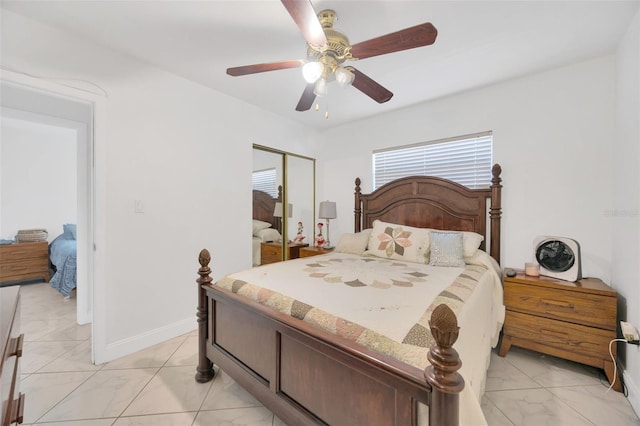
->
[252,145,315,266]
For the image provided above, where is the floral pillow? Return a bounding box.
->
[364,220,430,264]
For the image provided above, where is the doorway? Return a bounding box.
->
[1,73,100,361]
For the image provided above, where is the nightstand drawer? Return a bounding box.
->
[503,310,615,360]
[261,244,282,265]
[504,281,616,330]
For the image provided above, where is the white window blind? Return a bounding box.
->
[252,168,278,198]
[373,132,493,190]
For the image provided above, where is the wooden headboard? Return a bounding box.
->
[253,186,283,233]
[354,164,503,262]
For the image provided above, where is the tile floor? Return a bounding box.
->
[17,281,640,426]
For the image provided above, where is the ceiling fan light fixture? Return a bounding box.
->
[313,77,328,97]
[334,66,354,87]
[302,61,324,83]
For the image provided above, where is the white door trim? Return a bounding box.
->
[1,69,107,363]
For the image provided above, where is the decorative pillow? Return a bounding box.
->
[63,223,77,240]
[427,229,483,258]
[254,228,282,243]
[252,219,272,235]
[429,231,465,267]
[335,229,372,255]
[365,220,430,264]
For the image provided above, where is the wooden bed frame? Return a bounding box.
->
[197,165,503,425]
[253,186,282,233]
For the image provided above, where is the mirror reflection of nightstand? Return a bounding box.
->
[299,246,334,258]
[260,242,309,265]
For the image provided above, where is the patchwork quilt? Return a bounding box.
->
[216,252,500,370]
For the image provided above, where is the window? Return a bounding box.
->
[373,132,493,190]
[252,168,278,198]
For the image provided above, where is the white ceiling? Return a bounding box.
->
[3,0,639,130]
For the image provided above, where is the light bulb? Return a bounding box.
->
[314,77,328,97]
[302,61,323,83]
[334,66,354,87]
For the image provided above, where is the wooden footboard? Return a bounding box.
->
[195,249,464,426]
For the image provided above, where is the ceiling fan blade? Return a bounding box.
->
[281,0,327,48]
[350,68,393,104]
[350,23,437,60]
[296,83,316,111]
[227,60,303,76]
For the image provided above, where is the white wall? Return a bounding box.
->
[1,116,77,241]
[316,56,616,283]
[1,9,318,362]
[613,9,640,413]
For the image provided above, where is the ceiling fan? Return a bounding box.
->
[226,0,438,112]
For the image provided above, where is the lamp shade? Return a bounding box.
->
[318,201,337,219]
[314,77,328,97]
[334,66,354,87]
[302,61,324,83]
[273,202,293,218]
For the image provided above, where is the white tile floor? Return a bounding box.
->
[17,281,640,425]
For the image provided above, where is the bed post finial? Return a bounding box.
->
[196,249,215,383]
[490,164,503,263]
[354,177,362,232]
[425,304,464,426]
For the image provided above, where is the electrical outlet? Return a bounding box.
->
[621,321,640,343]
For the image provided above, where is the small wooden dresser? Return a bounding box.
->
[260,242,309,265]
[499,271,621,391]
[1,286,25,425]
[0,242,49,284]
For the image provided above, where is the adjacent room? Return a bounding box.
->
[1,1,638,425]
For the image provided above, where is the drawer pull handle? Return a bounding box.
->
[541,328,569,339]
[9,334,24,358]
[11,392,25,424]
[541,299,574,309]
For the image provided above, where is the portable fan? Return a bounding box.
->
[533,236,582,282]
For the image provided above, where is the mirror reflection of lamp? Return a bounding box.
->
[273,202,293,218]
[273,202,292,237]
[318,200,337,248]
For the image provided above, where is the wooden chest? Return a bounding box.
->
[499,271,621,391]
[0,242,50,284]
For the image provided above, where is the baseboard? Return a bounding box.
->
[94,316,196,364]
[624,368,640,418]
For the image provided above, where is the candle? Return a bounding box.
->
[525,262,540,277]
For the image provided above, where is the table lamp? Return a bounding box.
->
[318,201,337,248]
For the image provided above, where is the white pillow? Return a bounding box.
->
[429,231,465,267]
[364,220,430,264]
[252,219,272,235]
[254,228,282,243]
[335,229,372,255]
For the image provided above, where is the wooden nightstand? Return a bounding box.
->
[260,242,309,265]
[0,241,50,284]
[299,246,335,258]
[499,270,621,391]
